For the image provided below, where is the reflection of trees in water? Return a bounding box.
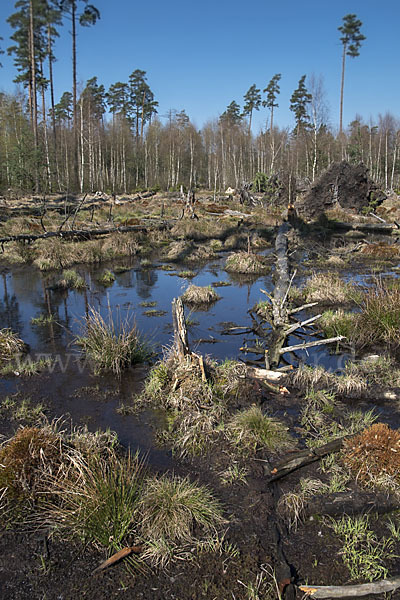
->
[115,271,135,289]
[0,274,22,331]
[135,268,158,299]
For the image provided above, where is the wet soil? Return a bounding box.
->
[2,229,400,599]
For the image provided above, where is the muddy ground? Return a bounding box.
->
[2,190,400,599]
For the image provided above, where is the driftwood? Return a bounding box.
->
[267,436,348,483]
[299,575,400,598]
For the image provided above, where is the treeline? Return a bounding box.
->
[1,1,399,194]
[1,86,400,195]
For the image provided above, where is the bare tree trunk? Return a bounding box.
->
[29,0,39,191]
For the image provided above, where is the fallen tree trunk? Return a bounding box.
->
[267,436,349,482]
[0,221,170,245]
[329,221,399,235]
[299,575,400,598]
[303,490,400,518]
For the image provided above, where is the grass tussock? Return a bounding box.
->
[0,426,62,504]
[225,251,270,274]
[328,514,395,582]
[55,269,86,290]
[319,309,358,339]
[139,475,224,544]
[97,269,116,286]
[181,285,220,305]
[298,272,359,305]
[0,423,225,568]
[0,328,25,363]
[226,406,292,454]
[355,281,400,348]
[343,423,400,485]
[76,307,151,376]
[143,357,259,457]
[361,242,400,259]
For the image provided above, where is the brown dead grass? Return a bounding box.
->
[361,242,400,259]
[343,423,400,483]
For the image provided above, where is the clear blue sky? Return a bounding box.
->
[0,0,398,132]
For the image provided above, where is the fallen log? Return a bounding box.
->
[329,221,398,235]
[0,221,170,245]
[299,575,400,598]
[246,366,286,381]
[303,490,400,519]
[267,436,349,482]
[279,336,345,354]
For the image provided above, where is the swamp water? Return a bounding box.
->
[0,253,387,463]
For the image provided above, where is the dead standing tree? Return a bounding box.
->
[255,223,344,369]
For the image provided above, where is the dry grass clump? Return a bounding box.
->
[343,423,400,484]
[223,233,248,250]
[76,306,151,376]
[170,218,229,242]
[139,475,224,544]
[181,285,220,305]
[301,271,358,305]
[361,242,400,259]
[226,406,291,454]
[184,244,217,263]
[0,423,226,568]
[0,328,25,363]
[225,251,269,274]
[165,240,193,261]
[143,357,251,457]
[0,426,62,508]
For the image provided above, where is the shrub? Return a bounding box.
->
[76,307,152,376]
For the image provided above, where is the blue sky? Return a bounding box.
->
[0,0,398,132]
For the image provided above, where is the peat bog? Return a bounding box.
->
[2,187,400,599]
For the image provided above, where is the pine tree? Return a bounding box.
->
[290,75,312,135]
[58,0,100,187]
[128,70,158,141]
[338,14,366,135]
[243,84,261,134]
[220,101,242,126]
[263,74,281,134]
